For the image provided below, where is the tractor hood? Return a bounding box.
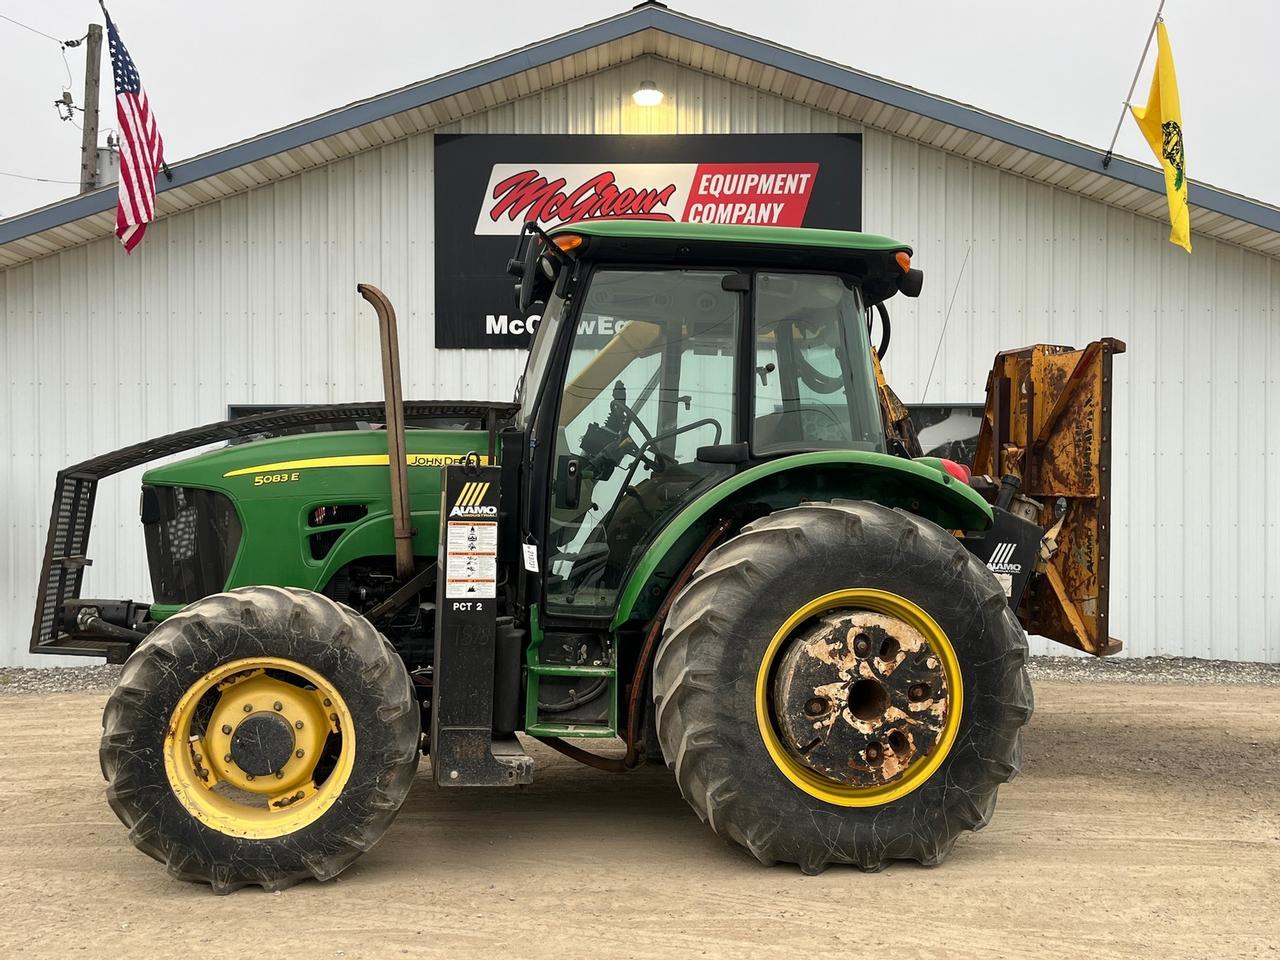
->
[141,427,496,620]
[143,427,493,495]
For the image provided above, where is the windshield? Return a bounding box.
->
[515,291,566,429]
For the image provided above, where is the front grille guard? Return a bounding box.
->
[31,400,519,659]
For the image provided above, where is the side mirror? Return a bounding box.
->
[507,224,561,315]
[898,268,924,298]
[518,233,548,314]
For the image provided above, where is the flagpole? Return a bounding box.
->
[1101,0,1166,169]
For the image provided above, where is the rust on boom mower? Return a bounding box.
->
[973,338,1127,656]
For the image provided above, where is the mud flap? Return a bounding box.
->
[973,339,1126,656]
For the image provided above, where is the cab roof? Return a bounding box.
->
[549,220,911,256]
[546,220,916,303]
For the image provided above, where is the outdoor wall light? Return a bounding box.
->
[632,80,664,106]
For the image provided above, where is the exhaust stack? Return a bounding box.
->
[357,283,414,580]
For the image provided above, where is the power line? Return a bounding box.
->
[0,12,66,45]
[59,39,75,90]
[1,12,82,97]
[0,170,80,185]
[920,244,972,405]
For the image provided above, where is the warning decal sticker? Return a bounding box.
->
[445,521,497,599]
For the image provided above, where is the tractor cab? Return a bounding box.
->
[509,221,924,619]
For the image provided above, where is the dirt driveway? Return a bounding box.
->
[1,679,1276,960]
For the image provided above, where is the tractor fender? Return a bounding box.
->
[611,450,992,629]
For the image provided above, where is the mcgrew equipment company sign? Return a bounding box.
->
[476,163,820,232]
[434,133,862,348]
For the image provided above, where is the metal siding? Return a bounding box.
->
[866,133,1278,660]
[1270,263,1280,663]
[0,57,1276,664]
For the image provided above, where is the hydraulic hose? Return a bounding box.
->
[78,614,145,643]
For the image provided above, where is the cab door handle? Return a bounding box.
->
[555,456,581,510]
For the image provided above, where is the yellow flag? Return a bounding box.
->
[1130,21,1190,252]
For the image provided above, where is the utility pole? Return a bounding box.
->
[79,23,103,192]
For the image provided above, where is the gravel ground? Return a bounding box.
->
[1,681,1278,959]
[1026,654,1280,686]
[1,654,1277,696]
[0,664,122,695]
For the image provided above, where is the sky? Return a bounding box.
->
[1,0,1277,220]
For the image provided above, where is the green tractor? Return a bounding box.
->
[31,220,1123,891]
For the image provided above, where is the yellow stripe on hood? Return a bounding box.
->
[223,453,487,478]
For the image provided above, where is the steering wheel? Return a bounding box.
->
[597,416,725,537]
[610,397,726,473]
[635,417,723,464]
[607,393,672,471]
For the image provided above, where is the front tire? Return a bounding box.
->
[100,586,420,893]
[652,500,1032,873]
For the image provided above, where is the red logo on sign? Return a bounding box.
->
[487,169,678,227]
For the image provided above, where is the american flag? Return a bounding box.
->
[105,12,165,253]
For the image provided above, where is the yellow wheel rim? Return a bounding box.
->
[755,588,963,807]
[163,656,356,839]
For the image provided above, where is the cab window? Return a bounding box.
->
[753,272,884,455]
[515,290,566,429]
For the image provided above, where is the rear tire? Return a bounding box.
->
[652,500,1031,872]
[100,586,420,893]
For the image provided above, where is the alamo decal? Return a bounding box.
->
[986,541,1022,599]
[434,133,862,348]
[448,481,498,519]
[987,542,1022,575]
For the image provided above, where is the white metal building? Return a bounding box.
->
[2,4,1278,666]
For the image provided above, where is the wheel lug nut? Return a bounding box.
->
[853,633,871,657]
[323,698,332,707]
[275,771,284,779]
[273,701,283,712]
[246,774,255,781]
[865,742,883,763]
[221,724,232,735]
[329,713,338,722]
[295,720,304,729]
[803,697,829,718]
[908,684,930,702]
[243,703,253,713]
[295,749,304,759]
[224,754,232,763]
